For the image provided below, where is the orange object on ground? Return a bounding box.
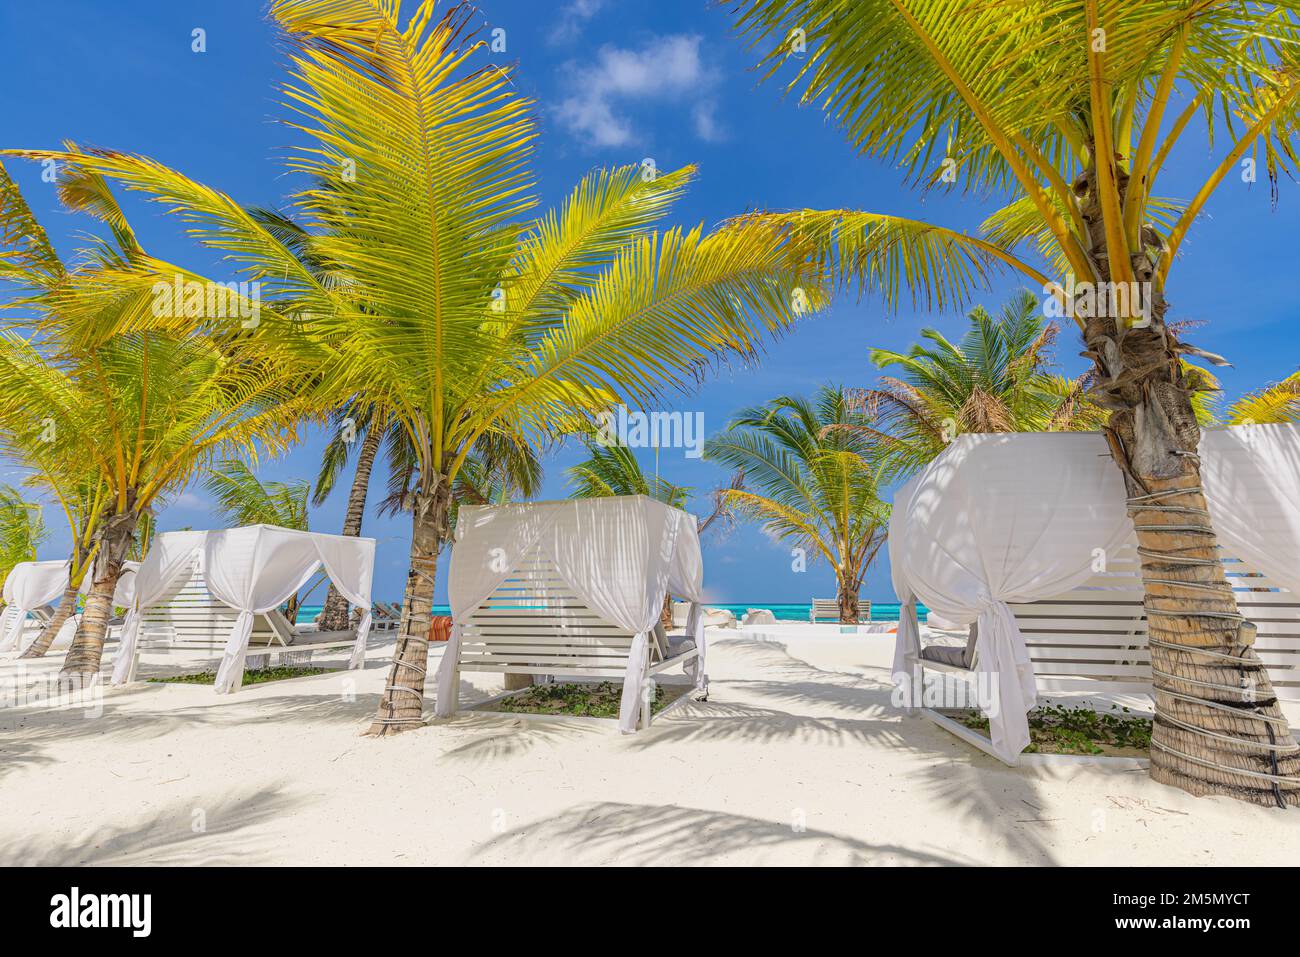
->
[430,615,453,642]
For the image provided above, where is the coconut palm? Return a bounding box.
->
[1,161,124,658]
[732,0,1300,803]
[309,405,386,630]
[0,166,310,680]
[0,483,45,588]
[859,290,1106,480]
[705,387,889,623]
[25,0,828,731]
[0,333,307,678]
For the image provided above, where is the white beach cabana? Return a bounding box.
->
[434,495,708,733]
[0,559,138,654]
[890,423,1300,764]
[110,525,376,692]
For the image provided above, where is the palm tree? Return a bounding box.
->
[0,333,307,679]
[0,167,310,681]
[0,483,45,588]
[10,477,104,660]
[28,0,829,732]
[705,387,889,623]
[859,290,1106,480]
[731,0,1300,803]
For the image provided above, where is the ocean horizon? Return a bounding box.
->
[295,601,926,624]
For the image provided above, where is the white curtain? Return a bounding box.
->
[0,559,139,654]
[111,526,375,691]
[888,476,922,687]
[111,532,208,684]
[1199,424,1300,596]
[892,433,1133,762]
[434,505,560,718]
[0,560,72,652]
[439,496,705,731]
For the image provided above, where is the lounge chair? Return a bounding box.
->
[810,598,870,623]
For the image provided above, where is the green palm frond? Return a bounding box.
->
[0,483,46,588]
[1218,370,1300,425]
[205,459,310,531]
[0,159,63,288]
[731,1,1300,321]
[567,443,693,510]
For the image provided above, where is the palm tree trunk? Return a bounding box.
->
[366,478,448,736]
[18,583,78,658]
[60,515,136,682]
[837,568,860,624]
[1082,164,1300,805]
[319,426,382,631]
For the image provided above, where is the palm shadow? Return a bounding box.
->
[0,785,305,866]
[469,800,977,866]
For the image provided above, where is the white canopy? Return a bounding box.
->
[889,423,1300,763]
[1,559,138,653]
[109,525,376,692]
[434,495,706,732]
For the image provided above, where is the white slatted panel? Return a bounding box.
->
[137,557,277,652]
[1007,544,1300,695]
[459,548,637,678]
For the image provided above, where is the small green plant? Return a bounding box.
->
[493,681,670,719]
[958,704,1151,755]
[148,666,331,687]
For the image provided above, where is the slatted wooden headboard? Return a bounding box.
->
[137,556,278,653]
[1007,543,1300,699]
[459,546,639,680]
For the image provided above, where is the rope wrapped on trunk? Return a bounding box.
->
[1128,484,1289,807]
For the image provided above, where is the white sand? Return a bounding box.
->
[1,628,1296,866]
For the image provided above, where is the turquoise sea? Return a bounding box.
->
[296,602,925,624]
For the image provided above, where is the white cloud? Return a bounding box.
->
[174,492,210,510]
[556,34,723,148]
[548,0,606,46]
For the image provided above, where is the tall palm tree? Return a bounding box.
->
[28,0,829,732]
[0,167,310,680]
[0,333,307,679]
[859,290,1106,480]
[731,0,1300,803]
[705,387,889,623]
[0,483,45,588]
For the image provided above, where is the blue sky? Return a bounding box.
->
[1,0,1297,605]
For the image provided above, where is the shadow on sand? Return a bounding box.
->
[470,800,976,866]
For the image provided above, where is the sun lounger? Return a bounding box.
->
[810,598,870,623]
